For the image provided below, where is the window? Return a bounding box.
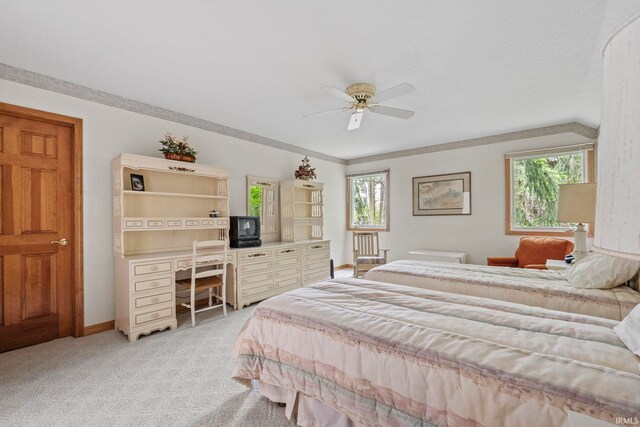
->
[346,169,389,231]
[505,144,594,235]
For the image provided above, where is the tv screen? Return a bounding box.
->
[230,216,260,241]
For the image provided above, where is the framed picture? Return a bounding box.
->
[412,172,471,216]
[130,174,145,192]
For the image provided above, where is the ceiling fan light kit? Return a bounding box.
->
[305,82,415,130]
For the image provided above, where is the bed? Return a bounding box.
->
[233,278,640,427]
[362,260,640,320]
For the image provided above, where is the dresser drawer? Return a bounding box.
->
[200,219,215,226]
[240,260,272,275]
[185,219,199,227]
[176,253,225,270]
[166,219,182,227]
[303,251,329,263]
[275,256,300,268]
[275,276,301,289]
[275,246,300,257]
[124,219,143,228]
[240,283,272,298]
[215,218,229,227]
[134,261,172,276]
[240,272,273,289]
[134,276,173,292]
[240,250,273,263]
[134,306,173,326]
[275,266,300,278]
[303,269,330,284]
[147,219,164,228]
[134,292,172,309]
[304,242,329,253]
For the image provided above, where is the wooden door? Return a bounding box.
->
[0,104,82,352]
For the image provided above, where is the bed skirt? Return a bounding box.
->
[255,380,364,427]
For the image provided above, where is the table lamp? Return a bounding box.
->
[557,183,596,262]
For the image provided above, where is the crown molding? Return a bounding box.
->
[0,63,346,165]
[344,122,597,165]
[1,64,597,168]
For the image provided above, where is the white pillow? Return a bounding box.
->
[614,304,640,356]
[562,253,640,289]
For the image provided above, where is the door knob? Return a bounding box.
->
[51,238,68,246]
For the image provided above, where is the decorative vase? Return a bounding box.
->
[164,153,195,163]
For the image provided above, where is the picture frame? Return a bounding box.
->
[412,172,471,216]
[130,174,145,192]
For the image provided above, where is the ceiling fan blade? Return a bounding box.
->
[371,83,414,103]
[321,86,355,103]
[303,107,350,118]
[347,111,364,130]
[370,105,415,119]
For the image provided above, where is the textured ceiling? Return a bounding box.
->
[1,1,639,159]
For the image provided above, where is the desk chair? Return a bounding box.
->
[353,232,389,278]
[176,240,227,327]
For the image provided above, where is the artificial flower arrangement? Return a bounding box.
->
[294,156,316,180]
[158,132,198,162]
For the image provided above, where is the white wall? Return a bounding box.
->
[0,79,347,326]
[345,133,593,265]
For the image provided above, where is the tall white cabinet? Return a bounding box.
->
[280,179,324,242]
[113,153,230,341]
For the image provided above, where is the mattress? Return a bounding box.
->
[363,260,640,320]
[233,278,640,427]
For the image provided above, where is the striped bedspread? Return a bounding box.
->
[233,278,640,427]
[363,260,640,320]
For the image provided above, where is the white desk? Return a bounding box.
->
[408,250,467,264]
[115,240,331,342]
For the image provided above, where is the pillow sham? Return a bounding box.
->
[614,304,640,356]
[562,253,640,289]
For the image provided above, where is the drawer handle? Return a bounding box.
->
[248,253,267,258]
[152,297,159,303]
[152,266,158,271]
[281,249,295,254]
[311,245,323,249]
[152,281,159,287]
[152,313,160,319]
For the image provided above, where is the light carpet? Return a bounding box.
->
[0,307,294,427]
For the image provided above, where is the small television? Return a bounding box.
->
[229,216,261,248]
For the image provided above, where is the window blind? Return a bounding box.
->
[346,169,389,179]
[504,143,595,159]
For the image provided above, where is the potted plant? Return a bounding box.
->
[158,133,198,162]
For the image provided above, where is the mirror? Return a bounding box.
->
[246,176,279,242]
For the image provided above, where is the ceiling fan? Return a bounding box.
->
[304,82,415,130]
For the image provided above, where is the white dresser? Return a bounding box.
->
[235,240,331,310]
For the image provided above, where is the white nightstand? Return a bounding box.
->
[545,259,572,271]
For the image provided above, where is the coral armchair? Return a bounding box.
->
[487,237,574,270]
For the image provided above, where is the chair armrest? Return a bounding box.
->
[487,257,518,267]
[524,264,548,270]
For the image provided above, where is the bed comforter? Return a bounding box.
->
[363,260,640,320]
[233,278,640,427]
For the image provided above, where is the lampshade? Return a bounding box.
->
[556,183,596,223]
[593,13,640,260]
